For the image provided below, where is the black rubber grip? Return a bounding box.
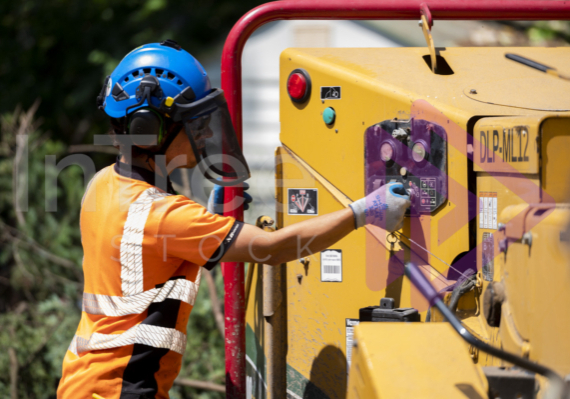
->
[505,53,553,73]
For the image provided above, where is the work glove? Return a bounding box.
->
[207,182,252,216]
[348,182,411,232]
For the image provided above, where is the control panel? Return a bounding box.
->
[365,118,448,215]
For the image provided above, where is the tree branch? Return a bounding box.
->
[0,220,79,270]
[173,378,225,393]
[8,309,23,399]
[204,269,225,337]
[9,347,18,399]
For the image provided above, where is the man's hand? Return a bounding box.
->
[349,182,411,232]
[207,182,252,215]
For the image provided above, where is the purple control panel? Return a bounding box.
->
[365,118,448,216]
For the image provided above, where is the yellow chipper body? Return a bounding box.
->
[244,46,570,399]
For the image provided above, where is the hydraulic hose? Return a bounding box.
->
[448,273,477,313]
[404,262,569,399]
[425,271,475,322]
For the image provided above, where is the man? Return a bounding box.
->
[57,40,410,399]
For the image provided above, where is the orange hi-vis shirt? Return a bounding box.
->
[57,161,242,399]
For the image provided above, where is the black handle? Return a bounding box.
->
[505,53,553,73]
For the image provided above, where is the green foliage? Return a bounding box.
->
[0,0,268,146]
[0,105,84,398]
[526,21,570,46]
[0,296,81,399]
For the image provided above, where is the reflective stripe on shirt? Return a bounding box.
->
[82,272,201,316]
[121,187,171,297]
[68,324,187,356]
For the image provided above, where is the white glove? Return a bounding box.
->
[349,182,411,232]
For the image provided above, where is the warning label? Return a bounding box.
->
[288,188,318,215]
[321,249,342,282]
[479,192,497,230]
[482,232,494,281]
[345,318,360,374]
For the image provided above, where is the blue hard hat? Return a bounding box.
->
[100,40,211,119]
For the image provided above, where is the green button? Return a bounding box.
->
[323,107,336,125]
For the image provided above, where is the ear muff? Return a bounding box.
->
[128,108,165,149]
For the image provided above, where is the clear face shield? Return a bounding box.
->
[169,89,250,187]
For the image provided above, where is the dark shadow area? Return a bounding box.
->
[423,54,454,75]
[305,346,347,399]
[385,274,404,308]
[455,383,486,399]
[447,251,473,281]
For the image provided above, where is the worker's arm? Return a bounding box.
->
[220,207,355,266]
[220,182,411,266]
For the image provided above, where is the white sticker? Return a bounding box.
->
[483,195,489,229]
[493,197,497,230]
[345,318,360,374]
[479,197,484,229]
[488,197,493,228]
[321,249,342,282]
[479,192,498,230]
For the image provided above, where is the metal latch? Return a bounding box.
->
[419,3,436,73]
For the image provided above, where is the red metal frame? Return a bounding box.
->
[220,1,570,397]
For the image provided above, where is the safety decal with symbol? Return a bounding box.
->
[288,188,318,215]
[320,86,341,100]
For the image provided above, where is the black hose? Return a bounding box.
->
[434,299,568,399]
[448,274,476,313]
[426,270,475,321]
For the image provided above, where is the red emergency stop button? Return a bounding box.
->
[287,69,311,103]
[288,74,306,99]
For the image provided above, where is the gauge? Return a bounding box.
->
[412,142,427,162]
[380,142,394,162]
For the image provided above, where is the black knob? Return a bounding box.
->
[380,297,395,310]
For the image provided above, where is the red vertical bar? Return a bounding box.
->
[220,1,570,397]
[220,2,247,397]
[221,187,245,399]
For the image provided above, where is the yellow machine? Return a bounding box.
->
[244,44,570,399]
